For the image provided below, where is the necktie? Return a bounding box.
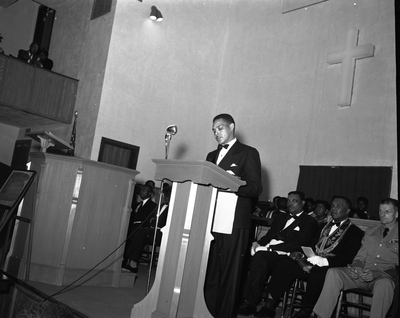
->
[383,228,389,238]
[218,144,229,150]
[135,201,143,212]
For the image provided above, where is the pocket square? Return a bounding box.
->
[294,226,300,231]
[230,163,238,167]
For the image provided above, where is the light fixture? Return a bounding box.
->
[149,6,163,22]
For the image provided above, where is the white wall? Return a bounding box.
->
[92,0,397,199]
[0,0,39,57]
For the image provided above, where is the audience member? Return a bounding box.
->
[122,183,158,273]
[269,196,281,212]
[237,191,318,318]
[314,198,398,318]
[122,185,171,274]
[38,48,53,71]
[304,197,315,216]
[349,196,369,219]
[312,200,330,229]
[265,197,288,219]
[17,42,40,65]
[256,196,364,318]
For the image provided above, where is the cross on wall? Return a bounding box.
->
[327,27,375,107]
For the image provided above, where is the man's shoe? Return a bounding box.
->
[237,300,256,316]
[291,308,313,318]
[122,264,138,273]
[253,305,275,318]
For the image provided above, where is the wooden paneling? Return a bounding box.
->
[7,153,139,287]
[0,55,78,127]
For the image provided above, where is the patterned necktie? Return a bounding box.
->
[383,228,389,238]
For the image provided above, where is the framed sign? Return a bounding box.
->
[0,170,36,233]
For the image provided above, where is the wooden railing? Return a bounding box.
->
[0,54,78,124]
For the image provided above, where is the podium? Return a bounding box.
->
[6,153,139,287]
[131,160,245,318]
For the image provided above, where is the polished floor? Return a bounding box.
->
[28,264,288,318]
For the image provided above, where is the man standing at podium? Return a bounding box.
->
[204,113,263,318]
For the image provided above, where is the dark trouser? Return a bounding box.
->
[267,257,330,310]
[242,251,293,306]
[204,228,250,318]
[125,227,161,262]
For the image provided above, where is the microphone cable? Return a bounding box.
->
[41,205,159,301]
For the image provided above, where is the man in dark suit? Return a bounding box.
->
[17,42,40,65]
[238,190,319,318]
[38,48,54,71]
[204,113,263,318]
[122,183,158,273]
[261,196,364,318]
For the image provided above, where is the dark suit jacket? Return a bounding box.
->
[311,221,364,267]
[130,199,158,229]
[258,212,319,253]
[149,204,169,229]
[206,140,262,229]
[17,49,40,65]
[41,58,53,71]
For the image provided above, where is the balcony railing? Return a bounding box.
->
[0,54,78,127]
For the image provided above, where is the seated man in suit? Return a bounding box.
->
[260,196,364,318]
[314,198,398,318]
[122,183,158,273]
[265,196,288,220]
[238,190,319,318]
[17,42,40,65]
[38,48,54,71]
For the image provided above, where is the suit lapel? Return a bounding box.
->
[218,141,241,168]
[279,213,305,235]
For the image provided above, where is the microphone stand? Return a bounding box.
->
[145,184,165,295]
[145,132,173,294]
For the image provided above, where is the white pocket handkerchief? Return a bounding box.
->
[230,163,238,167]
[294,226,300,231]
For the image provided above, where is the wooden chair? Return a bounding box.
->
[139,244,160,268]
[285,278,308,318]
[335,288,373,318]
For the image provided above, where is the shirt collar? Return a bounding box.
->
[223,138,237,150]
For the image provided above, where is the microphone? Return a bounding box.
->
[165,125,178,159]
[165,124,178,140]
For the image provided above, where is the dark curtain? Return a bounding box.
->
[101,144,131,168]
[296,166,392,219]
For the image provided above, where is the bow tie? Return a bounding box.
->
[332,221,341,226]
[287,214,298,220]
[218,144,229,150]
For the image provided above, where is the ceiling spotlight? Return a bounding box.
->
[149,6,163,22]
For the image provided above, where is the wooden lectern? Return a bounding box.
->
[131,159,245,318]
[6,153,139,288]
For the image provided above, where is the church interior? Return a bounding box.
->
[0,0,397,317]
